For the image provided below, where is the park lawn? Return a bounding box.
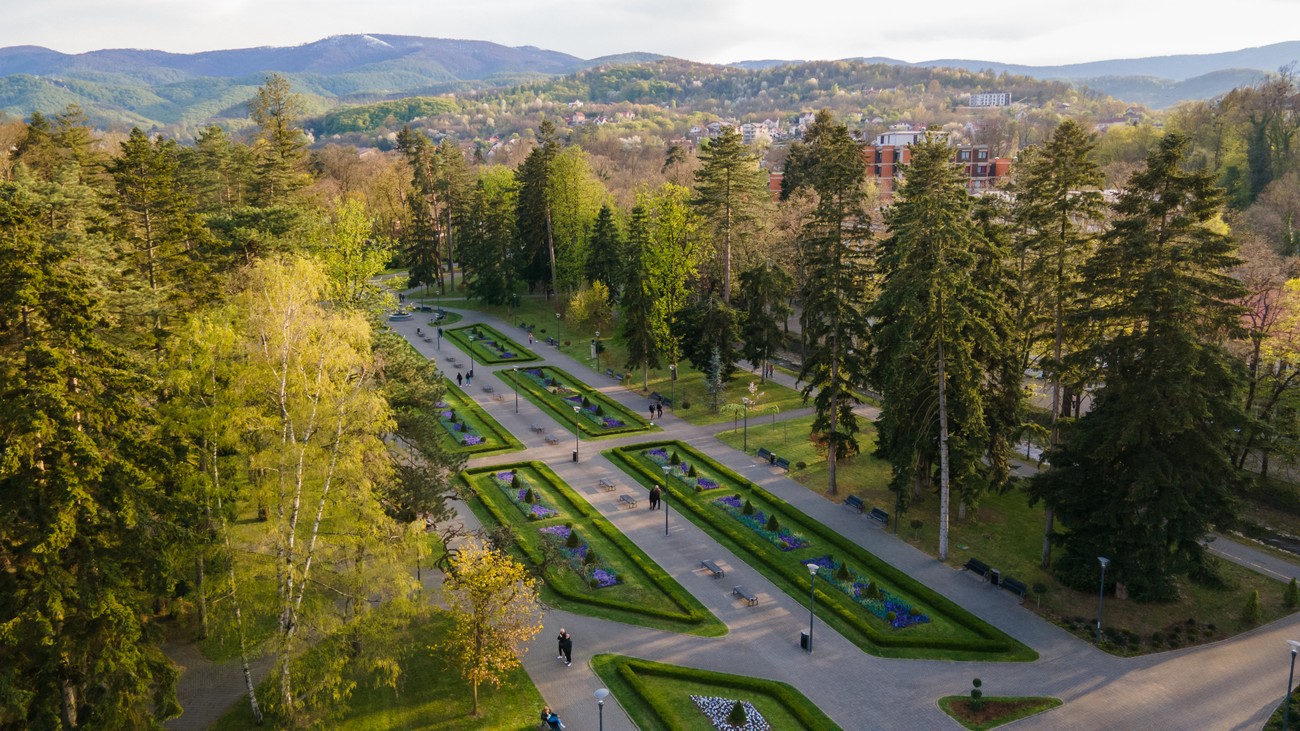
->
[506,365,654,439]
[938,695,1062,730]
[208,611,544,731]
[460,462,724,636]
[738,418,1297,656]
[437,379,523,456]
[591,655,841,731]
[444,323,540,364]
[605,440,1035,661]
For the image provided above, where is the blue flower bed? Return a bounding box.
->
[490,470,560,521]
[712,494,810,552]
[805,554,930,629]
[537,525,620,588]
[437,406,489,448]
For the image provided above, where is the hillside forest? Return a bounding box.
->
[2,65,1300,728]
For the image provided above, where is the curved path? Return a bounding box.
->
[172,303,1300,730]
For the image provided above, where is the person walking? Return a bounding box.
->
[556,628,569,661]
[649,485,662,510]
[657,402,663,419]
[456,372,463,387]
[649,402,656,419]
[558,629,573,666]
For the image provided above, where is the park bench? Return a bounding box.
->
[482,384,494,393]
[773,456,791,471]
[868,507,889,527]
[530,424,546,433]
[545,434,559,445]
[964,558,993,582]
[732,585,758,606]
[598,478,616,492]
[1001,576,1028,601]
[546,336,559,347]
[648,392,674,407]
[843,495,865,513]
[700,560,724,578]
[605,368,617,379]
[619,493,638,508]
[454,363,464,370]
[446,355,457,362]
[492,393,505,402]
[756,447,775,463]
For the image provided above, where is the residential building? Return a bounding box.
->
[968,91,1012,107]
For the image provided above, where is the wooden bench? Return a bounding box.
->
[732,585,758,606]
[1001,576,1028,601]
[773,456,791,471]
[530,424,546,433]
[619,493,638,508]
[454,363,464,369]
[546,337,559,347]
[756,447,774,463]
[598,478,616,492]
[868,507,889,527]
[843,495,865,513]
[544,434,559,445]
[445,356,457,362]
[700,560,724,578]
[964,558,992,582]
[605,368,617,379]
[481,384,494,393]
[492,393,505,402]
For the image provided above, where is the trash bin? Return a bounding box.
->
[800,631,810,651]
[572,450,579,462]
[990,569,1001,587]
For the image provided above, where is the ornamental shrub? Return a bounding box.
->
[681,399,691,409]
[742,499,754,516]
[670,451,681,465]
[835,563,852,582]
[765,514,780,532]
[1243,589,1263,625]
[796,461,806,469]
[886,610,897,623]
[688,464,698,477]
[970,678,983,710]
[566,530,581,548]
[524,487,535,503]
[584,548,598,565]
[512,474,521,489]
[726,701,747,727]
[582,396,591,408]
[595,404,604,416]
[1286,578,1299,609]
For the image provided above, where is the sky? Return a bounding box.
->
[5,0,1300,66]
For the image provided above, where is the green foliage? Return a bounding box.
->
[688,464,698,477]
[835,563,852,582]
[765,513,781,532]
[742,499,755,516]
[319,96,457,134]
[970,678,984,710]
[1286,578,1299,609]
[566,530,581,548]
[1243,589,1263,625]
[726,700,749,726]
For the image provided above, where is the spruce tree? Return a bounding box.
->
[461,168,521,306]
[585,204,624,296]
[738,263,794,383]
[620,205,662,388]
[1030,133,1246,601]
[515,119,561,298]
[693,126,769,302]
[787,110,872,496]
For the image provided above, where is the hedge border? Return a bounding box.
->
[936,695,1062,730]
[438,378,524,456]
[501,365,654,439]
[606,440,1036,661]
[460,461,724,636]
[591,654,842,731]
[444,323,540,364]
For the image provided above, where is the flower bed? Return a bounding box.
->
[713,494,810,552]
[538,524,621,588]
[437,404,490,448]
[445,324,538,364]
[804,554,929,628]
[435,381,523,455]
[508,365,650,438]
[691,696,771,731]
[491,469,559,521]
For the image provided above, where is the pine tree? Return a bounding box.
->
[1008,120,1106,567]
[674,290,741,380]
[620,205,662,388]
[693,126,769,302]
[585,204,624,295]
[515,119,561,298]
[1030,133,1246,601]
[738,263,794,383]
[789,110,872,496]
[461,167,521,306]
[247,73,309,206]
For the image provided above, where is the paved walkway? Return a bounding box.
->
[172,303,1300,730]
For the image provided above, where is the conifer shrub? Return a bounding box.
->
[1243,589,1263,625]
[566,530,581,548]
[1286,578,1299,609]
[742,499,754,516]
[765,514,780,532]
[726,701,747,727]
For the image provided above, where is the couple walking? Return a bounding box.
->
[648,484,662,510]
[556,628,574,666]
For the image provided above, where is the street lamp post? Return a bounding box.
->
[572,405,581,462]
[512,367,519,413]
[466,334,476,381]
[1096,556,1110,645]
[594,330,601,372]
[662,465,672,536]
[742,397,751,453]
[1285,640,1300,731]
[805,563,819,653]
[594,688,609,731]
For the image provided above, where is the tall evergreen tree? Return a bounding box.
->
[1008,119,1106,567]
[693,126,769,302]
[1030,133,1246,601]
[396,129,442,292]
[787,110,872,496]
[673,289,741,381]
[515,119,561,298]
[584,204,623,294]
[461,167,520,306]
[620,205,661,388]
[872,133,1014,558]
[248,74,309,206]
[738,263,794,383]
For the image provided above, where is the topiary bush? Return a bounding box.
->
[1286,578,1299,609]
[742,499,754,516]
[688,464,698,477]
[524,487,535,504]
[795,461,806,470]
[566,530,581,548]
[835,563,852,582]
[765,514,780,532]
[970,678,983,710]
[670,451,681,465]
[726,700,747,727]
[511,473,521,489]
[1243,589,1263,625]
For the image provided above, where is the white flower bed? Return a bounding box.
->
[690,695,771,731]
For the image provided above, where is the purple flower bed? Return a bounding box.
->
[488,471,559,520]
[712,496,810,551]
[806,554,930,628]
[696,477,719,490]
[591,568,619,588]
[530,503,556,518]
[537,525,621,588]
[539,525,571,539]
[462,435,484,446]
[438,408,489,448]
[602,417,625,428]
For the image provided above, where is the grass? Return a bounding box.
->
[605,440,1035,661]
[208,611,545,730]
[590,655,841,731]
[505,365,655,439]
[937,695,1062,730]
[737,417,1297,656]
[460,461,725,636]
[437,378,524,456]
[443,323,540,364]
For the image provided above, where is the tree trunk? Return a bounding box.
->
[937,302,951,562]
[61,678,78,728]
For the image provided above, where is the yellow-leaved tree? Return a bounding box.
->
[437,537,543,716]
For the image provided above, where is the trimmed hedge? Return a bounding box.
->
[438,378,523,455]
[593,655,841,731]
[444,323,539,364]
[504,365,652,438]
[460,461,723,636]
[606,441,1035,661]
